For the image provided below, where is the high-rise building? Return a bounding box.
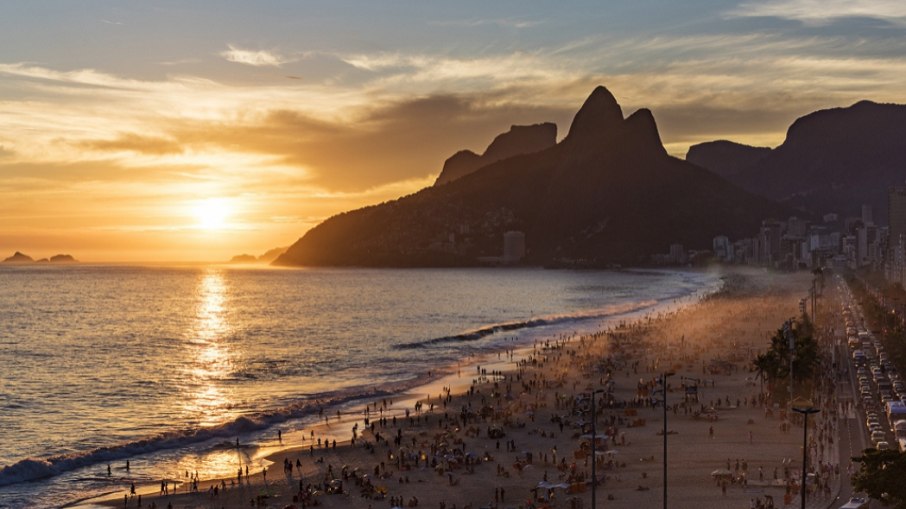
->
[502,231,525,263]
[889,187,906,248]
[712,236,731,261]
[862,204,874,225]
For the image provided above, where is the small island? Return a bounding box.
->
[2,252,78,264]
[2,251,35,263]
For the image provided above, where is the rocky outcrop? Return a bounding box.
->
[685,140,771,179]
[434,123,557,185]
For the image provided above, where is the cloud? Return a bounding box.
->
[430,18,541,29]
[81,133,183,155]
[221,45,289,67]
[729,0,906,25]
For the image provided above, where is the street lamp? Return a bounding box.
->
[658,372,675,509]
[589,389,606,509]
[791,399,820,509]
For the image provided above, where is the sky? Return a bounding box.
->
[2,0,906,262]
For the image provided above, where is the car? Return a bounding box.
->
[871,430,887,444]
[877,441,891,451]
[840,495,870,509]
[868,423,884,433]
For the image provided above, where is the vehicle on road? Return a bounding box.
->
[840,496,870,509]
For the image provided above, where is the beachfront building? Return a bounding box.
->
[885,187,906,285]
[502,230,525,264]
[712,235,732,262]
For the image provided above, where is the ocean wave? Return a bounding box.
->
[394,300,659,350]
[0,387,394,488]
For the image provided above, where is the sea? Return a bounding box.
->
[0,265,722,507]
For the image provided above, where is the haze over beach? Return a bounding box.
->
[2,2,906,509]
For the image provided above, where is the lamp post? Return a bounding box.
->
[590,388,605,509]
[659,372,675,509]
[791,400,820,509]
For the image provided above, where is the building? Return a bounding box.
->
[889,187,906,248]
[712,236,732,262]
[759,220,784,265]
[862,204,874,225]
[502,231,525,263]
[668,243,687,264]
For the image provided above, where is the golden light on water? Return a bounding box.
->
[183,269,236,427]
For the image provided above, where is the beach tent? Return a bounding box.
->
[537,481,571,490]
[711,468,732,478]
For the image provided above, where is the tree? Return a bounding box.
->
[852,448,906,509]
[751,319,819,402]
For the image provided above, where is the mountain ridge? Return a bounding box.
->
[276,86,790,267]
[687,100,906,219]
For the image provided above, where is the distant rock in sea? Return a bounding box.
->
[230,254,258,263]
[3,251,34,263]
[434,123,557,186]
[50,254,78,263]
[37,258,50,263]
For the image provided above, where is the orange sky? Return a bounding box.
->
[2,1,906,262]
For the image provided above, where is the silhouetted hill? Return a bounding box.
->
[49,254,77,263]
[276,86,789,267]
[257,246,288,262]
[228,247,288,264]
[2,252,34,263]
[434,123,556,185]
[690,101,906,220]
[686,140,770,179]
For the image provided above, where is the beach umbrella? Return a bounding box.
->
[711,468,732,477]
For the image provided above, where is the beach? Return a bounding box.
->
[87,268,839,509]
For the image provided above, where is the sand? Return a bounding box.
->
[89,267,844,509]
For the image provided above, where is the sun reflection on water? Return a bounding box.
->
[182,269,236,427]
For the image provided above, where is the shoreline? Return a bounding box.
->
[81,268,831,508]
[71,269,723,508]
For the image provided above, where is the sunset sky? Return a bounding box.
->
[2,1,905,262]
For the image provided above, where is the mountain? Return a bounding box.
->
[434,123,557,185]
[2,252,34,263]
[228,247,288,264]
[275,86,789,268]
[257,246,288,263]
[688,101,906,219]
[686,140,771,180]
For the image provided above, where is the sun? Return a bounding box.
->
[193,198,232,231]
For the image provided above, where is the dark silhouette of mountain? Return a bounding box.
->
[3,252,34,263]
[686,140,770,179]
[228,247,288,264]
[275,86,788,267]
[434,123,557,185]
[50,254,77,263]
[689,101,906,219]
[257,246,288,262]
